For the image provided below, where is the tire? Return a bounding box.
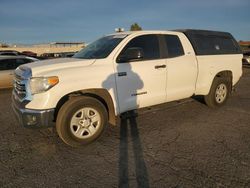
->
[204,77,231,108]
[56,96,108,147]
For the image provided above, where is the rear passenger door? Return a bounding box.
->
[163,34,198,102]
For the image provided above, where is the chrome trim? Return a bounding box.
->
[13,66,32,102]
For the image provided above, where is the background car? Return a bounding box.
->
[21,51,37,58]
[0,50,22,56]
[243,51,250,65]
[0,56,38,89]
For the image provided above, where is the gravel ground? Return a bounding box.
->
[0,67,250,188]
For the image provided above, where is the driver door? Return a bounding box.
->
[114,34,167,113]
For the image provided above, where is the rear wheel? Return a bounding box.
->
[204,77,231,107]
[56,96,108,147]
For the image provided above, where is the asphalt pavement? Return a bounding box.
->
[0,67,250,188]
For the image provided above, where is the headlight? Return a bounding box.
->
[30,76,59,94]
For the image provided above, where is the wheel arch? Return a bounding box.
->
[195,70,233,96]
[214,70,233,89]
[206,70,233,95]
[54,89,116,125]
[204,70,232,107]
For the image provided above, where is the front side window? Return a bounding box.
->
[0,59,16,70]
[164,35,184,58]
[73,34,127,59]
[16,58,33,67]
[118,34,160,62]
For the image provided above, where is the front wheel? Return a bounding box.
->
[204,77,231,107]
[56,96,108,147]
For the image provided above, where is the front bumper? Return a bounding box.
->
[12,92,55,128]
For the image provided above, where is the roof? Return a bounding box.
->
[108,30,182,37]
[109,29,236,38]
[50,42,84,45]
[0,55,38,61]
[0,50,20,53]
[174,29,233,37]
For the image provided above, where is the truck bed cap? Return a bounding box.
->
[175,29,242,55]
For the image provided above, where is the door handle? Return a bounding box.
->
[155,65,166,69]
[118,72,127,77]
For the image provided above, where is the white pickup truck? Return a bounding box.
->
[12,29,242,146]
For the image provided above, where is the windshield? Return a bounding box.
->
[73,34,128,59]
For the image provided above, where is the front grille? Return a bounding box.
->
[14,74,26,100]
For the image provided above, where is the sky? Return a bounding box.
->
[0,0,249,44]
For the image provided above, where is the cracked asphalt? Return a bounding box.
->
[0,67,250,188]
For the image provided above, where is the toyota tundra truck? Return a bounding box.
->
[12,29,242,146]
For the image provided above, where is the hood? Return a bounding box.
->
[21,58,95,76]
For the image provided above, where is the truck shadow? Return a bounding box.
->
[118,111,149,188]
[191,95,206,105]
[101,55,149,187]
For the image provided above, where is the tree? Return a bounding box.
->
[130,23,142,31]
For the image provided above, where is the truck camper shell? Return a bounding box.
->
[176,29,242,55]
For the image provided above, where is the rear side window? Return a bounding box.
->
[0,59,16,70]
[0,60,8,70]
[164,35,184,58]
[120,34,160,61]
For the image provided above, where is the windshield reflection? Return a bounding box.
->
[73,34,128,59]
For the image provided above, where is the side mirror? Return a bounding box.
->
[118,47,144,63]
